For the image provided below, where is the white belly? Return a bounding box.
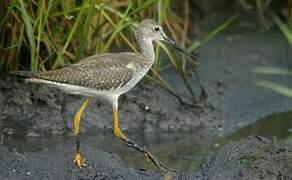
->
[26,78,121,103]
[25,66,150,105]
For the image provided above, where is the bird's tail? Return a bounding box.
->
[10,71,36,78]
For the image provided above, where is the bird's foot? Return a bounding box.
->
[127,140,176,172]
[144,152,150,163]
[143,150,175,172]
[73,152,87,168]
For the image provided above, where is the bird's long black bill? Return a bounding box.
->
[163,37,199,62]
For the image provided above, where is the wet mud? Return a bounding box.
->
[1,135,291,180]
[199,136,292,180]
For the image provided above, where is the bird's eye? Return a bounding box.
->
[153,26,160,32]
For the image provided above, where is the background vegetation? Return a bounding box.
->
[252,1,292,98]
[0,0,290,101]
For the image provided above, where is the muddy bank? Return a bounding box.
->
[0,73,215,137]
[0,142,159,180]
[1,135,291,180]
[0,138,202,180]
[197,29,292,134]
[2,130,214,172]
[199,136,292,179]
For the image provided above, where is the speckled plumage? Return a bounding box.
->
[29,53,148,91]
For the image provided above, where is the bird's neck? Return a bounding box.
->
[137,38,155,66]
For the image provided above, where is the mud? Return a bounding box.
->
[1,135,291,180]
[199,136,292,180]
[0,142,160,180]
[0,74,215,137]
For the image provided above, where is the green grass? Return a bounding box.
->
[253,66,292,98]
[1,0,238,103]
[253,9,292,99]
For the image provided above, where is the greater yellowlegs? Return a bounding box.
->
[12,19,198,171]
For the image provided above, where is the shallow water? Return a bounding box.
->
[226,111,292,141]
[2,111,292,171]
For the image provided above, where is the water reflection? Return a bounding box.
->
[226,111,292,141]
[1,129,214,171]
[1,111,292,171]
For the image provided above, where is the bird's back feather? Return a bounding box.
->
[10,52,148,92]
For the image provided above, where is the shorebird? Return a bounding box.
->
[12,19,198,171]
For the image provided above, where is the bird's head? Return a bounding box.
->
[135,19,199,61]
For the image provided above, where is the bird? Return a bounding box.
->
[11,19,199,172]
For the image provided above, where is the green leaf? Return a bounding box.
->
[272,13,292,45]
[188,14,239,52]
[255,79,292,98]
[18,0,37,71]
[253,67,292,76]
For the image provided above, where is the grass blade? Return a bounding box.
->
[188,14,239,52]
[255,79,292,98]
[75,0,95,60]
[101,3,132,52]
[272,13,292,45]
[253,67,292,76]
[18,0,37,71]
[52,0,88,68]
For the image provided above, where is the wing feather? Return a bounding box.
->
[31,53,143,90]
[12,52,147,91]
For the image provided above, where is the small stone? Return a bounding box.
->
[288,128,292,132]
[144,106,150,111]
[217,133,224,138]
[237,122,243,127]
[65,15,74,20]
[27,172,31,175]
[214,143,220,148]
[26,131,41,138]
[3,128,14,135]
[226,36,232,42]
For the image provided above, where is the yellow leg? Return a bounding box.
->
[113,108,125,139]
[73,97,91,169]
[112,107,174,172]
